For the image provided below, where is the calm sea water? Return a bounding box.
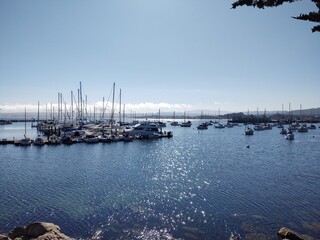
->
[0,121,319,239]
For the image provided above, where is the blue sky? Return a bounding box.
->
[0,0,319,114]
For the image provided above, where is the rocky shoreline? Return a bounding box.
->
[0,222,309,240]
[0,222,72,240]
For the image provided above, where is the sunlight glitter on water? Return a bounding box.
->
[1,122,320,239]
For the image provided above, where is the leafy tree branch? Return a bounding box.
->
[231,0,320,32]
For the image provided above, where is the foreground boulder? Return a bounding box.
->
[278,227,304,240]
[2,222,72,240]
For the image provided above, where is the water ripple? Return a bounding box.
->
[1,123,320,239]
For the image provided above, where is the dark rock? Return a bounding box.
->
[8,226,25,239]
[0,234,10,240]
[25,222,60,238]
[1,222,72,240]
[278,227,304,240]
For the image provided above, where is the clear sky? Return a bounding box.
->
[0,0,319,114]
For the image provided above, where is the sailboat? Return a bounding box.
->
[285,103,294,140]
[171,111,179,126]
[33,101,45,146]
[154,109,166,128]
[214,109,225,128]
[180,111,192,127]
[285,130,294,140]
[19,107,32,146]
[197,123,208,130]
[245,110,254,136]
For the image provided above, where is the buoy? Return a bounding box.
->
[246,145,250,148]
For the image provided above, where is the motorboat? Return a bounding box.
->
[309,124,316,129]
[33,135,45,146]
[245,127,254,135]
[197,123,208,130]
[125,122,161,138]
[280,128,287,135]
[170,121,179,126]
[286,131,294,140]
[47,134,60,145]
[61,135,74,145]
[119,134,133,142]
[254,124,264,131]
[214,124,225,129]
[99,133,112,143]
[153,121,166,128]
[180,121,192,127]
[83,134,100,143]
[263,123,272,130]
[297,124,308,132]
[19,137,32,146]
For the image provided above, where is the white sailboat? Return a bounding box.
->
[180,111,192,127]
[19,107,32,146]
[171,111,179,126]
[244,110,254,136]
[33,102,45,146]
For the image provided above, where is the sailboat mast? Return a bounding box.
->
[37,101,40,129]
[94,105,96,122]
[123,104,125,123]
[102,97,105,121]
[119,89,122,124]
[110,83,115,133]
[85,95,88,123]
[111,82,115,126]
[289,102,292,124]
[80,81,83,123]
[71,91,74,122]
[57,93,60,123]
[24,107,27,138]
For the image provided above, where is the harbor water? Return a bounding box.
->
[0,121,319,239]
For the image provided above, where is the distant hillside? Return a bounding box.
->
[1,108,319,120]
[290,107,320,116]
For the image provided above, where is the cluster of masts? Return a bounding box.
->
[41,82,131,125]
[34,82,142,126]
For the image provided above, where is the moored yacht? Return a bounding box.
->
[125,122,161,138]
[286,130,294,140]
[170,121,179,126]
[33,135,45,146]
[254,124,264,131]
[280,127,287,135]
[83,134,100,143]
[197,123,208,130]
[297,124,308,132]
[19,137,32,146]
[309,124,316,129]
[245,127,254,135]
[214,123,225,129]
[180,121,192,127]
[48,134,60,145]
